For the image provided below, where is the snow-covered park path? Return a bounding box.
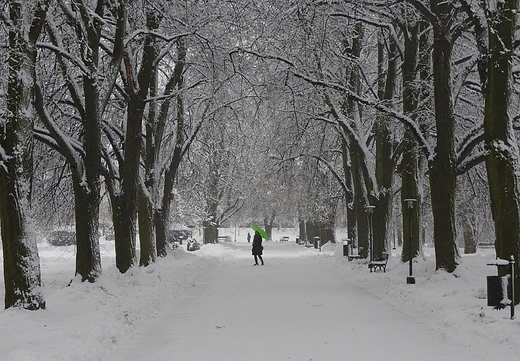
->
[2,239,519,361]
[114,242,507,361]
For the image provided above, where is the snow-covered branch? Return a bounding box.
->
[34,83,85,178]
[37,42,90,76]
[457,149,486,175]
[404,0,440,31]
[234,48,432,160]
[144,80,206,103]
[328,12,404,58]
[291,71,433,161]
[124,30,194,47]
[33,127,85,158]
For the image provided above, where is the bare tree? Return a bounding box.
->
[34,0,126,281]
[104,5,160,272]
[0,0,48,309]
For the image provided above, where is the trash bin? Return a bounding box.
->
[486,256,516,319]
[343,239,352,257]
[313,236,320,249]
[487,275,510,307]
[296,237,300,245]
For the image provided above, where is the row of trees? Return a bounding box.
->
[0,0,251,309]
[241,0,519,301]
[1,0,520,309]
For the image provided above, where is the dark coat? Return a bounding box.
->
[252,233,263,255]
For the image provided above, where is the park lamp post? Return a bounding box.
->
[404,199,417,284]
[366,205,375,261]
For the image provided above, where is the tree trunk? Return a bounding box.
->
[73,179,101,282]
[401,22,421,263]
[111,194,135,273]
[203,217,219,244]
[429,4,459,271]
[114,90,143,273]
[138,182,156,266]
[483,0,520,303]
[114,11,158,272]
[263,212,276,240]
[462,213,477,254]
[374,32,397,257]
[156,38,186,256]
[155,209,167,255]
[344,22,370,258]
[203,145,220,246]
[299,218,306,244]
[76,69,103,281]
[140,51,158,265]
[305,221,315,245]
[341,140,356,244]
[351,149,369,259]
[0,0,47,310]
[59,0,107,282]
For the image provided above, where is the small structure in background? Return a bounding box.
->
[217,235,231,242]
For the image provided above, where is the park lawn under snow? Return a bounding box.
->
[0,229,519,361]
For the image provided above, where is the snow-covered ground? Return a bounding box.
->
[0,229,519,361]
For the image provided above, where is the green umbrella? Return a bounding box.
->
[251,226,269,240]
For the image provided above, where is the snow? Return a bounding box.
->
[1,230,519,361]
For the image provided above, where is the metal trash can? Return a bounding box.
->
[313,236,320,249]
[343,240,349,257]
[343,239,352,257]
[487,275,510,307]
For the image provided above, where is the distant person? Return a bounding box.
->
[247,232,251,243]
[252,231,264,266]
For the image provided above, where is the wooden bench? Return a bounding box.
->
[348,255,362,261]
[368,253,389,272]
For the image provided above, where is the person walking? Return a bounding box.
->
[252,231,264,266]
[247,232,251,243]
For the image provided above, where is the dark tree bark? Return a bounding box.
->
[138,33,161,266]
[76,71,103,282]
[202,141,220,245]
[264,212,276,241]
[156,38,187,255]
[138,180,156,266]
[401,22,421,263]
[108,9,159,272]
[143,61,180,255]
[305,221,316,245]
[373,31,397,257]
[351,145,370,259]
[483,0,520,303]
[341,139,356,244]
[0,0,48,310]
[342,22,373,259]
[203,219,219,244]
[428,0,460,272]
[299,218,307,244]
[462,212,477,254]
